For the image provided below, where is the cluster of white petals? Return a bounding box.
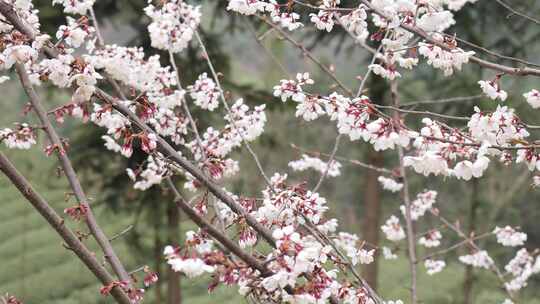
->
[56,17,93,48]
[459,250,494,269]
[127,153,167,191]
[381,215,406,242]
[188,73,220,111]
[377,176,403,192]
[163,244,215,278]
[494,226,527,247]
[289,154,342,177]
[468,106,529,146]
[144,0,201,53]
[339,5,369,41]
[53,0,95,15]
[419,230,442,248]
[0,124,36,150]
[425,259,446,275]
[478,80,507,101]
[401,190,437,221]
[504,248,540,291]
[418,36,475,76]
[523,89,540,109]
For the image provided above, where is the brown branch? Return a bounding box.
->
[95,89,277,248]
[0,152,132,304]
[14,63,131,285]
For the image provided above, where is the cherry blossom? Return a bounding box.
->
[382,246,397,260]
[459,250,494,269]
[400,190,437,221]
[144,0,201,53]
[188,73,220,111]
[523,89,540,109]
[378,176,403,192]
[339,5,369,42]
[419,229,442,248]
[226,0,267,15]
[52,0,95,15]
[56,17,93,48]
[494,226,527,247]
[369,63,401,80]
[418,36,475,76]
[0,124,36,150]
[424,259,446,275]
[381,215,406,242]
[289,154,342,177]
[479,79,508,101]
[503,248,540,291]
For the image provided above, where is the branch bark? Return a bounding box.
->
[0,152,132,304]
[390,80,418,304]
[14,63,131,285]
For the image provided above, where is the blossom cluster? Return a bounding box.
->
[144,0,201,53]
[289,154,342,177]
[0,124,36,150]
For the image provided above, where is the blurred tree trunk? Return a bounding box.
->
[155,221,163,304]
[361,77,386,290]
[361,150,383,289]
[362,77,388,290]
[463,179,479,304]
[344,203,358,231]
[167,202,181,304]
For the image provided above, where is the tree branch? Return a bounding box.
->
[390,79,418,304]
[0,152,132,304]
[14,63,131,285]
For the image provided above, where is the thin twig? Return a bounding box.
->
[291,143,392,173]
[375,104,470,121]
[495,0,540,26]
[390,79,418,304]
[356,34,386,97]
[194,31,273,186]
[258,15,354,96]
[168,50,207,163]
[244,18,292,78]
[313,134,342,192]
[421,232,493,261]
[109,225,134,242]
[401,95,484,107]
[432,210,514,299]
